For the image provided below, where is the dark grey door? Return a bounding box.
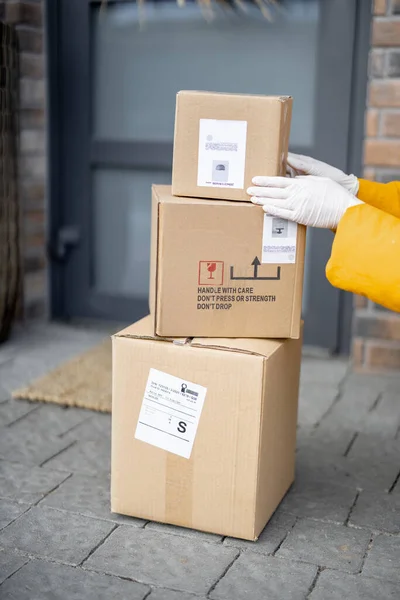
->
[48,0,370,351]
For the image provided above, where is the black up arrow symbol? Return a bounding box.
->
[230,257,281,281]
[251,256,261,279]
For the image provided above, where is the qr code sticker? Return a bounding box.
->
[212,160,229,183]
[272,218,288,238]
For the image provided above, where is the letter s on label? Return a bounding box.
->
[177,421,187,434]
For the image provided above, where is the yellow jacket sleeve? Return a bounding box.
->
[326,203,400,312]
[358,179,400,219]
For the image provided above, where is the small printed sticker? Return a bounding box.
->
[135,368,207,459]
[262,214,297,264]
[197,119,247,190]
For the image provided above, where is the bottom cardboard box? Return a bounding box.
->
[111,316,302,541]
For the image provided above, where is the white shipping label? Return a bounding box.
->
[262,214,298,264]
[135,368,207,459]
[197,119,247,190]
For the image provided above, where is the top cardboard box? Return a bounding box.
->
[172,91,293,202]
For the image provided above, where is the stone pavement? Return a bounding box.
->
[0,323,400,599]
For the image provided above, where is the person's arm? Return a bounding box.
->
[286,153,400,221]
[326,202,400,312]
[357,179,400,219]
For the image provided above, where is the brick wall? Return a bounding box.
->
[353,0,400,372]
[1,0,47,321]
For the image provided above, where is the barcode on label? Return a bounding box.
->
[205,142,238,152]
[263,245,296,253]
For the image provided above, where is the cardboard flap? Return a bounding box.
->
[178,90,292,102]
[156,186,241,208]
[115,317,281,358]
[114,317,302,360]
[114,316,188,344]
[114,316,154,339]
[191,337,283,359]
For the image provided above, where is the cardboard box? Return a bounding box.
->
[150,186,306,339]
[111,316,302,541]
[172,91,292,202]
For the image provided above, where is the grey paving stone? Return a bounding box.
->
[0,347,16,369]
[0,425,72,467]
[300,359,348,386]
[346,372,400,395]
[224,511,296,554]
[296,442,399,492]
[347,434,400,491]
[362,533,400,583]
[0,559,150,600]
[0,550,28,585]
[345,451,398,492]
[350,491,400,533]
[296,417,355,452]
[0,499,30,530]
[7,404,91,437]
[0,400,38,427]
[40,473,145,526]
[2,322,101,355]
[43,439,111,475]
[278,479,358,524]
[297,384,338,428]
[0,324,108,394]
[296,425,355,456]
[295,449,356,488]
[317,387,381,431]
[0,506,114,565]
[0,459,70,503]
[145,521,222,542]
[349,433,400,459]
[0,358,56,395]
[0,384,10,400]
[344,375,388,393]
[385,378,400,394]
[62,413,111,442]
[309,569,400,600]
[85,526,238,594]
[297,387,386,458]
[148,590,205,600]
[361,392,400,439]
[210,553,317,600]
[277,519,371,573]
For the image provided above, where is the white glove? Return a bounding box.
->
[286,152,359,195]
[247,176,362,229]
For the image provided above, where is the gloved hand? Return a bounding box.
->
[247,176,362,229]
[286,152,359,195]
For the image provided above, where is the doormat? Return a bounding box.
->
[12,340,112,412]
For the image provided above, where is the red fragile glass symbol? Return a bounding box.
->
[207,262,217,279]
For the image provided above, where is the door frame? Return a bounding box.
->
[46,0,372,353]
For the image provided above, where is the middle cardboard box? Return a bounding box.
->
[150,185,306,339]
